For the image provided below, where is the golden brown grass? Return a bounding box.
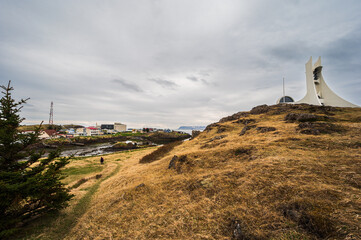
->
[19,105,361,240]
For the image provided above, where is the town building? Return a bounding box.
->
[75,127,86,136]
[86,127,103,136]
[114,123,127,132]
[99,123,127,133]
[100,124,114,130]
[39,129,57,139]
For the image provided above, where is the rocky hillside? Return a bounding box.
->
[22,104,360,240]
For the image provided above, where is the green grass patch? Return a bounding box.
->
[63,165,103,176]
[15,163,122,240]
[62,163,103,185]
[70,178,88,189]
[117,132,145,137]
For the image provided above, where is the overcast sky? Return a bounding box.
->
[1,0,360,128]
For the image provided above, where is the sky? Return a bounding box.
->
[0,0,360,129]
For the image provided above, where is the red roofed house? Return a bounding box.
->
[86,127,102,136]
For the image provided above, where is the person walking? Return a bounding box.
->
[100,157,104,164]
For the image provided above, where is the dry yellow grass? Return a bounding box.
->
[22,105,361,240]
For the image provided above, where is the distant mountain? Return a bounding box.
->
[177,126,206,131]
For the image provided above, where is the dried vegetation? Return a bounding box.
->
[21,104,361,240]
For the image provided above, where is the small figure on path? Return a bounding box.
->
[100,157,104,164]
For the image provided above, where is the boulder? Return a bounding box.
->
[168,155,189,173]
[168,155,178,169]
[233,119,256,125]
[208,135,227,142]
[298,122,344,135]
[239,125,256,136]
[230,219,246,240]
[217,126,228,133]
[135,183,145,189]
[191,130,201,138]
[239,126,247,136]
[250,104,270,114]
[284,113,333,122]
[204,123,220,131]
[219,112,249,123]
[285,113,319,122]
[256,126,276,133]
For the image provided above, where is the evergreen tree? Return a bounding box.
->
[0,81,73,238]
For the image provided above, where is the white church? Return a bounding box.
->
[277,56,358,107]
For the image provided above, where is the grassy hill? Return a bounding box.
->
[18,124,59,131]
[18,124,84,132]
[17,104,360,240]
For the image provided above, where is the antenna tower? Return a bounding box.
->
[49,101,54,125]
[283,77,285,103]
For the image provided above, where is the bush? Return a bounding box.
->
[281,199,336,238]
[234,148,252,156]
[71,178,88,189]
[0,81,73,237]
[139,141,182,164]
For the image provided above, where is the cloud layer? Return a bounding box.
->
[0,0,360,128]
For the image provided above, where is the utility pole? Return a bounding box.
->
[49,101,54,126]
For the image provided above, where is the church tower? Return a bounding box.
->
[296,57,358,107]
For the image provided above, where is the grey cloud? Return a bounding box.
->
[198,70,211,77]
[186,76,198,82]
[324,27,361,63]
[112,79,142,92]
[267,42,312,62]
[201,79,211,85]
[186,76,212,86]
[148,78,178,89]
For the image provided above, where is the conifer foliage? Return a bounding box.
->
[0,81,73,238]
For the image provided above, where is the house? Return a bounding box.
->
[86,127,102,136]
[39,130,57,139]
[75,127,86,136]
[66,128,75,135]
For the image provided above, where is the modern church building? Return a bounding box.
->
[277,57,358,107]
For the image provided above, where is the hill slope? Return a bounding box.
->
[52,104,361,239]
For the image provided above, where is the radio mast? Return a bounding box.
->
[283,77,285,103]
[49,101,54,126]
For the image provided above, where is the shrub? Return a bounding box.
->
[139,141,182,164]
[298,122,345,135]
[234,148,252,156]
[71,178,88,189]
[281,199,336,238]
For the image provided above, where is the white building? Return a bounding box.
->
[86,127,103,136]
[296,57,358,107]
[114,123,127,132]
